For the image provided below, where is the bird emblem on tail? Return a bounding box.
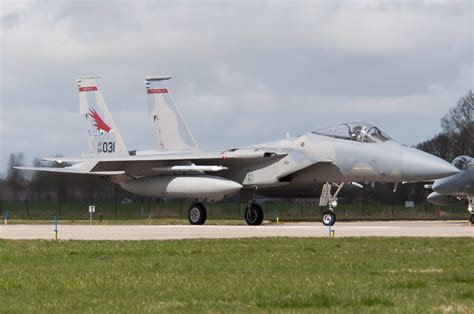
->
[88,109,112,133]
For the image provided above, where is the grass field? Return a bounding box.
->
[1,238,473,313]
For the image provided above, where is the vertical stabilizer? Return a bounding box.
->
[145,76,198,151]
[77,77,129,156]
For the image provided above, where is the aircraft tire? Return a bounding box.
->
[188,203,207,225]
[245,203,264,226]
[470,213,474,224]
[322,210,336,226]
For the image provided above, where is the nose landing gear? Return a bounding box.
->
[319,182,344,226]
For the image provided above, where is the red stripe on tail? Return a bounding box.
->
[147,88,168,94]
[79,86,98,92]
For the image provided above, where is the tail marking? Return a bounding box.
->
[147,88,168,94]
[79,86,98,92]
[88,109,112,133]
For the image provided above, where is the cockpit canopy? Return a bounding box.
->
[451,155,472,170]
[313,122,392,143]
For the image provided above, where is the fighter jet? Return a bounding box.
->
[426,155,473,222]
[17,77,459,226]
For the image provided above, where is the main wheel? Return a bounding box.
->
[245,203,264,226]
[188,203,207,225]
[322,210,336,226]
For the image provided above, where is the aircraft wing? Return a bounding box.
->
[22,149,288,177]
[14,161,125,176]
[19,148,334,186]
[42,149,284,163]
[15,166,125,176]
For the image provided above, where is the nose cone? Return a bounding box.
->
[401,148,459,181]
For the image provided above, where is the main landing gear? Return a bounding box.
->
[188,202,207,225]
[245,203,264,226]
[187,202,265,226]
[319,182,344,226]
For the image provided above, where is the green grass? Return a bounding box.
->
[1,238,473,313]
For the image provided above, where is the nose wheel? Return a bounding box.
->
[188,203,207,225]
[322,210,336,226]
[245,203,264,226]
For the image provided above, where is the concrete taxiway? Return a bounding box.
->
[0,221,472,240]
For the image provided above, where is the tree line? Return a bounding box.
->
[0,155,121,203]
[416,90,473,160]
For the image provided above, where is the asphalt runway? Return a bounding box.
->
[0,221,472,240]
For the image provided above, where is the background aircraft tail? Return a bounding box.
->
[77,77,129,157]
[145,76,198,151]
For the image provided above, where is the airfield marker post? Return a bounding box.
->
[53,216,58,241]
[329,225,335,238]
[89,205,95,223]
[3,211,8,225]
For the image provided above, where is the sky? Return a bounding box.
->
[1,1,472,173]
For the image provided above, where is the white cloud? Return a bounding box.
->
[0,1,472,169]
[307,2,472,55]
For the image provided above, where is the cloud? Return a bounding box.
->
[306,2,472,55]
[0,1,472,170]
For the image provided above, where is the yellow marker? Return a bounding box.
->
[53,216,58,241]
[331,230,335,238]
[276,217,279,224]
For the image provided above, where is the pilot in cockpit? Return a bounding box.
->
[452,156,471,170]
[351,126,369,142]
[313,122,391,143]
